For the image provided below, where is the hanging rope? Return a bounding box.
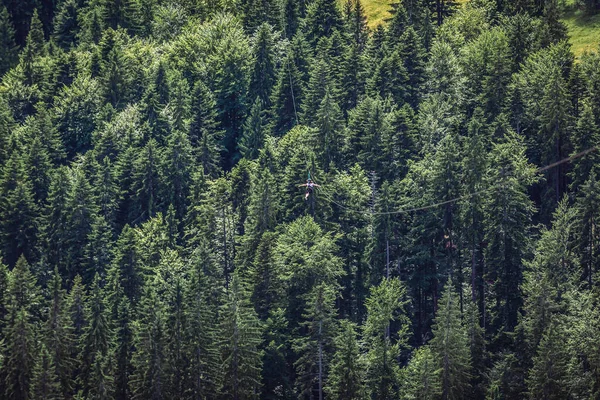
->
[311,146,598,216]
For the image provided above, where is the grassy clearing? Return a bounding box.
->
[561,8,600,57]
[355,0,599,56]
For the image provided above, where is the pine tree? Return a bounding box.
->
[430,281,472,400]
[109,224,142,302]
[294,282,338,399]
[239,97,266,161]
[484,131,538,336]
[20,9,45,85]
[29,344,61,400]
[0,155,39,267]
[526,319,569,400]
[269,49,304,136]
[188,81,223,177]
[53,0,80,49]
[2,256,40,400]
[249,23,277,109]
[402,346,441,400]
[45,268,76,398]
[0,5,18,76]
[184,263,219,398]
[324,319,366,400]
[218,274,263,399]
[575,174,600,287]
[64,167,98,282]
[129,284,168,400]
[303,0,343,47]
[363,278,409,399]
[79,274,113,396]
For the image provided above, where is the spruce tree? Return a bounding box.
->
[293,282,338,399]
[249,23,277,109]
[0,5,18,76]
[218,274,263,399]
[402,346,441,400]
[188,81,223,177]
[239,97,267,161]
[29,344,61,400]
[430,281,472,400]
[3,256,40,400]
[183,263,219,398]
[45,268,76,398]
[483,131,538,335]
[53,0,80,49]
[129,283,168,400]
[526,319,569,400]
[362,278,409,399]
[324,319,366,400]
[303,0,343,47]
[79,274,113,396]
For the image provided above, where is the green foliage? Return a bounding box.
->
[430,281,472,400]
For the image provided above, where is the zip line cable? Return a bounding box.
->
[310,146,598,216]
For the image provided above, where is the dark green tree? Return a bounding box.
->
[430,281,472,400]
[0,5,18,76]
[188,81,223,177]
[324,319,366,400]
[29,344,61,400]
[52,0,80,49]
[249,23,277,109]
[363,278,409,399]
[218,274,263,399]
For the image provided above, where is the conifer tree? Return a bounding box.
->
[270,49,304,136]
[281,0,300,38]
[363,278,409,399]
[64,167,98,282]
[314,87,343,170]
[303,0,343,47]
[43,167,71,275]
[2,256,40,400]
[79,274,113,396]
[575,174,600,287]
[402,346,441,400]
[130,139,162,223]
[45,268,76,398]
[430,281,472,400]
[218,274,263,399]
[188,81,223,177]
[239,97,267,161]
[324,319,366,400]
[29,344,61,400]
[184,263,219,398]
[0,5,18,76]
[26,136,52,204]
[526,319,569,400]
[162,130,193,221]
[570,101,600,191]
[484,131,538,335]
[294,282,338,399]
[0,156,39,266]
[53,0,80,49]
[20,9,45,85]
[129,283,168,399]
[249,23,277,109]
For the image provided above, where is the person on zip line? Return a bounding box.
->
[298,178,320,200]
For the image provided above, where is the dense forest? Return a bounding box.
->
[0,0,599,398]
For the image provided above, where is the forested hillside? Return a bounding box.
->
[0,0,599,398]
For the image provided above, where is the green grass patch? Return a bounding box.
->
[561,8,600,57]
